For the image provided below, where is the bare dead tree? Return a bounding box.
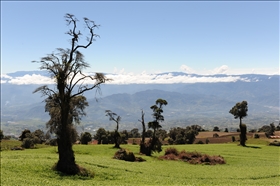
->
[105,110,121,148]
[33,13,111,175]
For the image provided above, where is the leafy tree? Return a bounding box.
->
[145,130,153,138]
[156,129,168,141]
[33,14,110,175]
[33,129,45,144]
[229,101,248,146]
[262,123,275,138]
[19,129,31,141]
[168,126,199,145]
[147,98,168,154]
[129,128,141,138]
[224,128,229,132]
[213,126,220,132]
[105,110,121,148]
[93,127,107,144]
[0,130,4,141]
[80,132,92,144]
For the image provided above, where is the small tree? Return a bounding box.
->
[229,101,248,146]
[147,98,168,154]
[93,128,107,144]
[105,110,121,148]
[80,132,92,144]
[213,126,220,132]
[19,129,31,141]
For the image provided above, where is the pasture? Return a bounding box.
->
[1,139,279,186]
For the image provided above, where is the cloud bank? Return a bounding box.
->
[1,72,251,85]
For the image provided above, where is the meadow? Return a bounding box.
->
[1,140,279,186]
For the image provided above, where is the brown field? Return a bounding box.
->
[126,131,280,145]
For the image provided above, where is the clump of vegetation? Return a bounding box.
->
[160,148,226,165]
[269,140,280,146]
[114,148,146,162]
[254,134,260,139]
[80,132,92,145]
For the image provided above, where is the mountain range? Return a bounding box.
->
[1,71,279,136]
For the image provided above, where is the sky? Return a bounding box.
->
[1,1,279,79]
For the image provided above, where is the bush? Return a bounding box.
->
[114,149,136,162]
[232,136,236,142]
[164,147,179,156]
[80,132,92,145]
[21,138,34,149]
[45,139,57,146]
[254,134,260,139]
[213,133,219,138]
[196,140,204,144]
[269,140,280,146]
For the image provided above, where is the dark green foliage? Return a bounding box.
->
[33,129,45,144]
[19,129,31,141]
[168,126,199,145]
[80,132,92,144]
[164,147,179,156]
[213,126,220,132]
[213,133,219,138]
[21,138,34,149]
[145,130,153,138]
[93,128,107,144]
[128,128,141,138]
[229,101,248,146]
[254,134,260,139]
[45,139,57,146]
[139,99,167,156]
[224,128,229,132]
[0,130,4,141]
[196,140,204,144]
[232,136,236,142]
[114,148,146,162]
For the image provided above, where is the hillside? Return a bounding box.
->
[1,72,279,136]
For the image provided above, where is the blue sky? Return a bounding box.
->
[1,1,279,75]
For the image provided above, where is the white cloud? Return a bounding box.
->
[211,65,229,74]
[6,71,280,85]
[7,74,55,85]
[180,65,195,74]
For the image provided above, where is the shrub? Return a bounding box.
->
[45,139,57,146]
[205,138,210,144]
[114,149,136,162]
[80,132,92,145]
[232,136,236,142]
[254,134,260,139]
[213,133,219,138]
[164,147,179,156]
[21,138,34,149]
[269,140,280,146]
[196,140,204,144]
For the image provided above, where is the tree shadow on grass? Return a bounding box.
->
[244,145,261,149]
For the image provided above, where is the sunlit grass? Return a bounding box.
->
[1,141,279,185]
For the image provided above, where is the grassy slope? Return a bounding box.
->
[1,141,279,186]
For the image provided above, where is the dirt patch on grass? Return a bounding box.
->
[159,147,226,165]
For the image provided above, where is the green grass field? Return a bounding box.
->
[1,140,279,186]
